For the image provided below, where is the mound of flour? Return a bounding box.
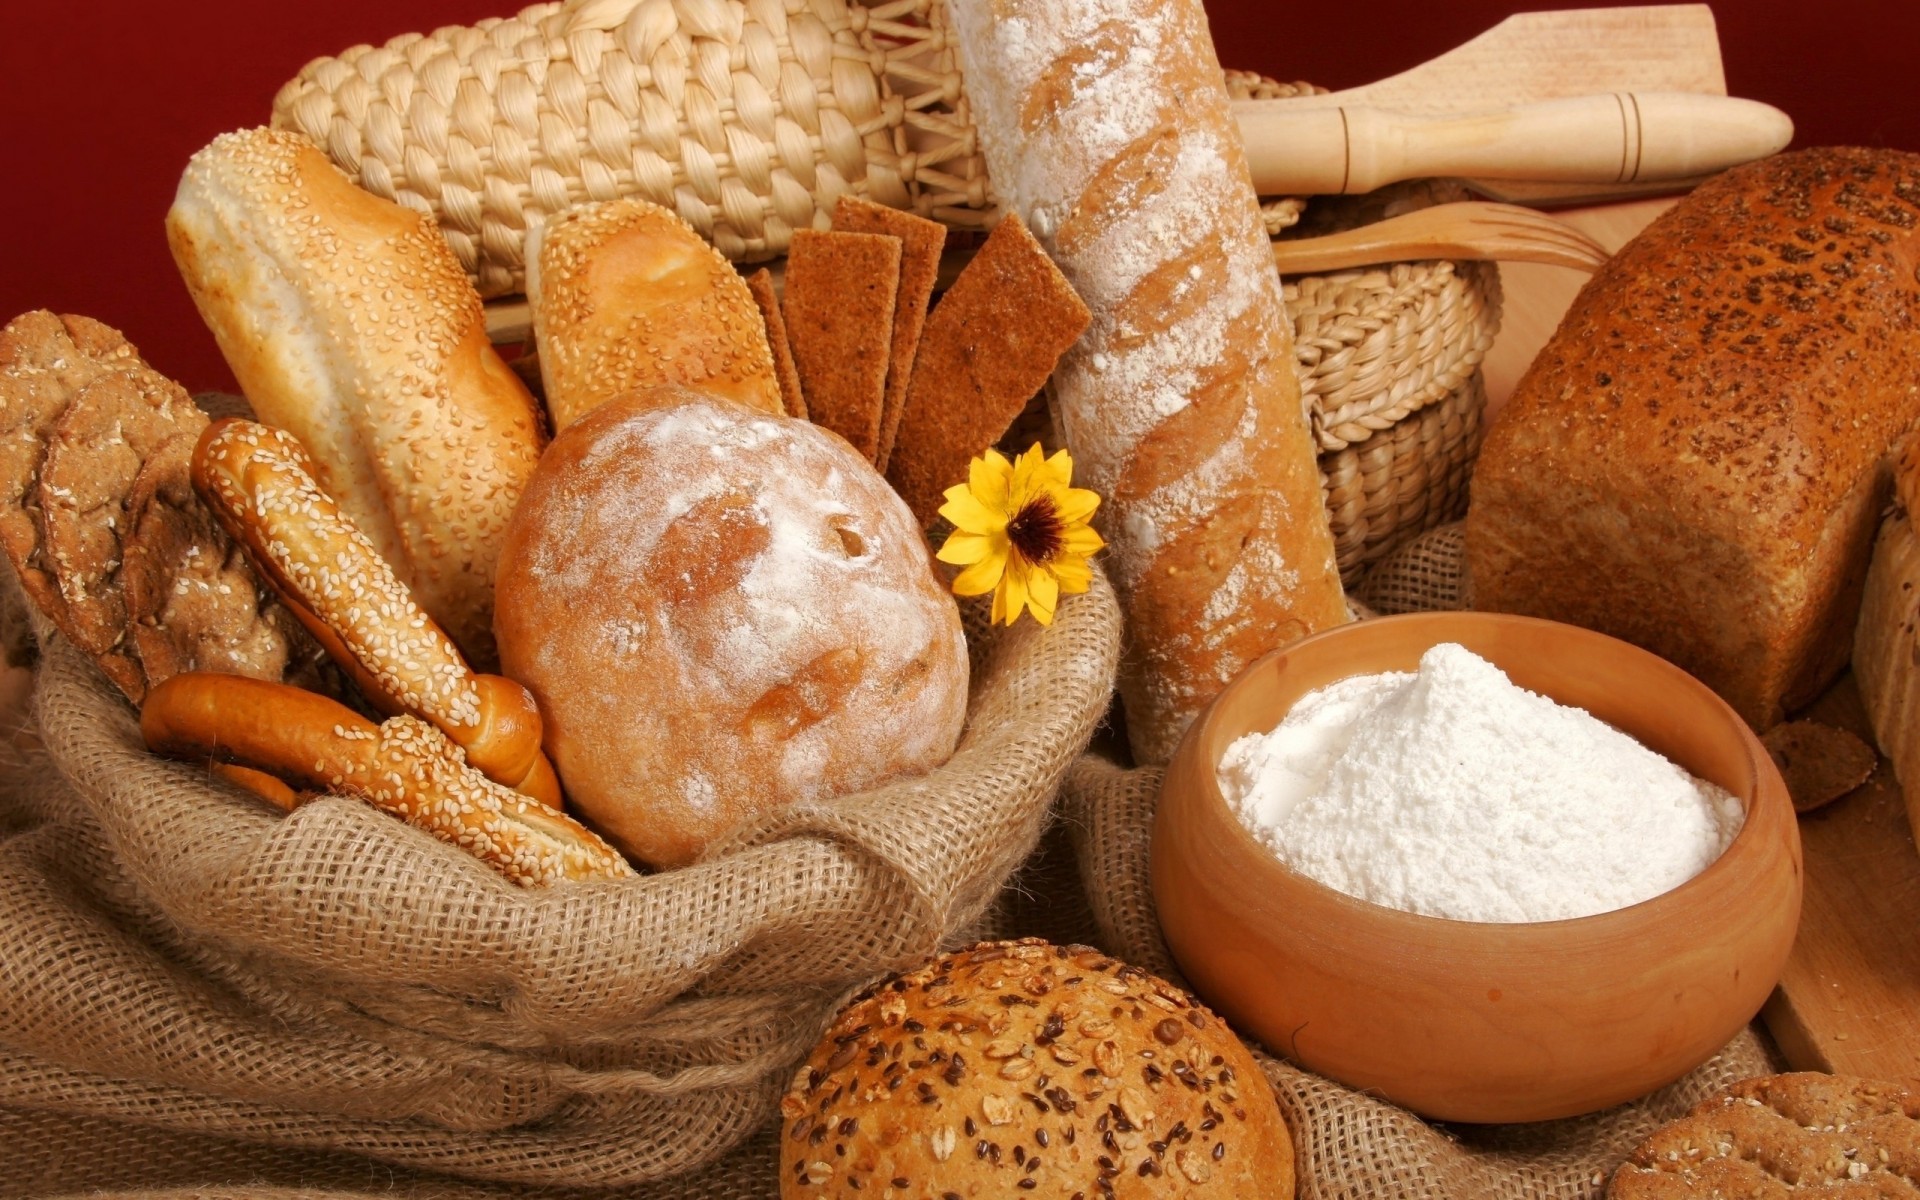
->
[1217,642,1745,922]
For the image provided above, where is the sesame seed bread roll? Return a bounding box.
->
[167,127,547,667]
[945,0,1347,765]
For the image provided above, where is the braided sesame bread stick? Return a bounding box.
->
[142,673,632,887]
[946,0,1348,764]
[193,419,562,809]
[167,127,547,667]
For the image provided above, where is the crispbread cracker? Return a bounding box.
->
[1609,1073,1920,1198]
[832,194,947,471]
[886,214,1090,525]
[781,229,899,461]
[1762,719,1879,813]
[746,268,807,420]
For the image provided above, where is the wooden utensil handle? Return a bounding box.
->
[1236,92,1794,195]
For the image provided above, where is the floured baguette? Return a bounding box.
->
[945,0,1348,764]
[168,127,547,668]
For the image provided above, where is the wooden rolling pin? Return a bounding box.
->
[1238,92,1793,195]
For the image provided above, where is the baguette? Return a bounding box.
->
[167,127,547,668]
[945,0,1347,763]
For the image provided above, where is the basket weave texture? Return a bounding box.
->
[0,562,1121,1190]
[272,0,991,297]
[1292,260,1499,584]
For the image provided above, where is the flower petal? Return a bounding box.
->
[1055,485,1101,525]
[1026,565,1060,625]
[936,530,995,565]
[1009,443,1049,507]
[997,558,1031,626]
[952,551,1008,596]
[939,487,1008,536]
[1052,555,1093,593]
[968,449,1013,513]
[1061,523,1106,556]
[1042,446,1076,489]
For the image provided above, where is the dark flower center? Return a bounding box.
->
[1006,492,1064,565]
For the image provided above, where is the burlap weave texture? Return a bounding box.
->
[0,562,1123,1193]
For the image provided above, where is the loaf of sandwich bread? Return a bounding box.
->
[1469,147,1920,730]
[946,0,1348,765]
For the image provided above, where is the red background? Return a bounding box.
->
[2,0,1914,395]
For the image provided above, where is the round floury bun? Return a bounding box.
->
[778,939,1296,1198]
[494,388,969,869]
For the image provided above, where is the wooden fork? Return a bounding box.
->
[1271,201,1612,276]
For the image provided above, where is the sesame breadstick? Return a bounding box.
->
[141,673,632,887]
[193,418,562,809]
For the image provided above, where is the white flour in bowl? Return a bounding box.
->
[1216,642,1745,923]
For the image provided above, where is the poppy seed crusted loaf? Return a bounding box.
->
[777,939,1294,1198]
[1468,147,1920,729]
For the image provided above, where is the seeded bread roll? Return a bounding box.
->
[778,939,1294,1198]
[168,127,548,667]
[945,0,1348,765]
[1469,147,1920,730]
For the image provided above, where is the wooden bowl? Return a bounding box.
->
[1151,611,1802,1124]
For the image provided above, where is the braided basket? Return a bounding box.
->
[272,0,990,297]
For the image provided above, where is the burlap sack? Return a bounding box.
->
[0,557,1123,1195]
[1061,521,1784,1200]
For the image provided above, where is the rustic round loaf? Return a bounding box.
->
[494,388,969,869]
[777,938,1295,1198]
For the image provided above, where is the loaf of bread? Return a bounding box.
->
[493,389,969,869]
[946,0,1348,765]
[526,197,783,431]
[1469,147,1920,730]
[778,939,1295,1198]
[1853,439,1920,844]
[168,127,548,667]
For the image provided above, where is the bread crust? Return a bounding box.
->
[1469,147,1920,729]
[529,197,783,430]
[945,0,1347,764]
[494,390,969,869]
[167,127,547,667]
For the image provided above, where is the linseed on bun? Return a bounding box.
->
[777,938,1296,1198]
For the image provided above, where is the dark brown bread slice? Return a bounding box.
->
[123,433,304,691]
[40,369,207,696]
[745,268,807,420]
[885,214,1090,526]
[781,229,899,461]
[832,195,947,471]
[1609,1073,1920,1197]
[0,311,145,638]
[1469,147,1920,730]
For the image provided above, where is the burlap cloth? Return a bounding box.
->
[0,523,1779,1197]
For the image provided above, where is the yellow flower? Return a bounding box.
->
[936,443,1104,626]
